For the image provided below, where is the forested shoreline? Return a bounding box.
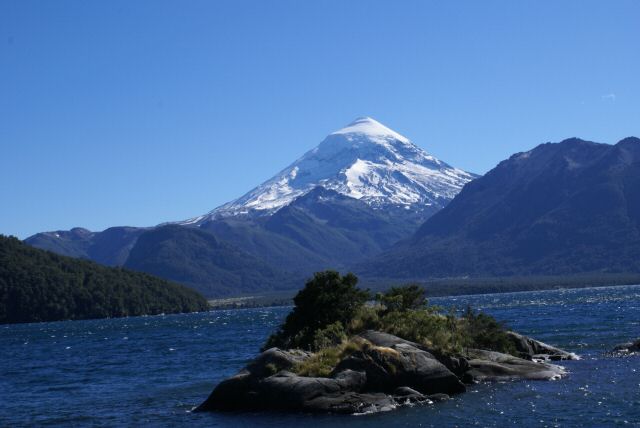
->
[0,235,209,324]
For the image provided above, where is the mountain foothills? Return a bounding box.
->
[26,118,476,296]
[26,226,144,266]
[123,225,297,296]
[365,137,640,278]
[0,235,208,324]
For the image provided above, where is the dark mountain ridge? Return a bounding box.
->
[25,226,145,266]
[203,187,426,274]
[25,188,432,297]
[363,136,640,278]
[123,225,298,296]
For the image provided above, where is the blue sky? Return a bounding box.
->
[1,1,639,238]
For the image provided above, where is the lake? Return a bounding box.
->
[2,285,639,427]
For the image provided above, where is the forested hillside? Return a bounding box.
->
[0,235,209,324]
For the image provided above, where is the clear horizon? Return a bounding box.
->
[2,1,639,238]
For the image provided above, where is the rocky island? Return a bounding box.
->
[611,339,640,355]
[197,271,578,414]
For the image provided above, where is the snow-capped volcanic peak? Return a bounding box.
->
[186,117,476,222]
[331,116,410,144]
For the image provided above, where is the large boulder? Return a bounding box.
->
[197,364,436,414]
[197,367,367,412]
[611,339,640,355]
[359,330,471,378]
[358,330,418,348]
[466,349,567,382]
[506,331,579,361]
[334,331,466,395]
[300,386,440,414]
[196,348,312,411]
[258,369,366,408]
[303,391,399,414]
[247,347,312,376]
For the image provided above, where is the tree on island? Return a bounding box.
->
[376,283,426,313]
[263,271,369,350]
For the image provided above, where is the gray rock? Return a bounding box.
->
[195,348,312,412]
[393,386,424,397]
[392,386,430,404]
[467,349,567,382]
[196,368,367,412]
[390,388,450,405]
[304,392,398,414]
[507,331,578,361]
[334,333,466,395]
[195,370,254,411]
[358,330,470,386]
[196,330,573,414]
[430,352,471,378]
[611,339,640,355]
[359,330,421,348]
[426,393,450,402]
[258,369,367,408]
[247,347,312,377]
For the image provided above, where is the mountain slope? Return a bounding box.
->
[0,235,208,324]
[25,117,476,295]
[25,226,145,266]
[124,225,297,296]
[200,187,427,274]
[186,117,476,222]
[364,137,640,278]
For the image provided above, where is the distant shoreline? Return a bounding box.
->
[208,273,640,310]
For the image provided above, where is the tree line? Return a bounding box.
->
[0,235,209,324]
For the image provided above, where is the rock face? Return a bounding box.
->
[196,331,575,415]
[466,349,567,381]
[506,331,580,361]
[334,331,466,395]
[611,339,640,355]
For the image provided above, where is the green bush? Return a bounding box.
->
[348,305,381,332]
[263,271,369,350]
[459,306,517,355]
[379,310,459,352]
[312,321,348,351]
[294,338,367,377]
[376,284,426,313]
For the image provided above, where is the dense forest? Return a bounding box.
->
[0,235,209,324]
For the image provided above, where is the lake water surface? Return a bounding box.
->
[2,285,640,427]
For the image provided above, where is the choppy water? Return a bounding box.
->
[2,285,640,427]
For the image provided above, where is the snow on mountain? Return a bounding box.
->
[183,117,476,224]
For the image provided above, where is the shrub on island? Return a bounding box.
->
[264,270,516,363]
